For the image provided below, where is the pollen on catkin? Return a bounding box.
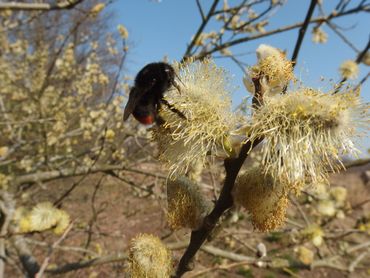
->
[312,26,328,44]
[17,202,70,234]
[339,60,359,80]
[128,233,172,278]
[152,59,238,176]
[233,167,288,232]
[245,44,294,97]
[246,87,368,189]
[166,176,210,230]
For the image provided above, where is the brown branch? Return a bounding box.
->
[195,0,205,21]
[46,253,127,274]
[0,0,84,11]
[343,158,370,169]
[326,21,360,53]
[174,138,262,277]
[355,71,370,91]
[13,164,127,186]
[175,71,266,277]
[291,0,318,67]
[35,224,73,278]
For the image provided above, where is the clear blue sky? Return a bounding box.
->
[109,0,369,153]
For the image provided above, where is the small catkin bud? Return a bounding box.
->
[246,44,294,97]
[312,26,328,44]
[167,176,211,230]
[233,168,288,232]
[339,60,359,80]
[296,246,314,265]
[128,233,172,278]
[16,202,70,234]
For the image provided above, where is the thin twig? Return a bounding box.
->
[195,0,205,20]
[0,0,84,11]
[348,250,369,272]
[355,71,370,91]
[35,223,73,278]
[46,253,127,274]
[334,36,370,93]
[182,0,220,60]
[194,5,369,60]
[291,0,318,67]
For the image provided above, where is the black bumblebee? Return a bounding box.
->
[123,62,185,125]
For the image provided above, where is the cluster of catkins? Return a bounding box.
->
[127,45,368,277]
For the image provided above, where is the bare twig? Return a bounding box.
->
[35,223,73,278]
[182,0,220,60]
[0,0,84,11]
[195,0,205,20]
[289,196,311,226]
[334,36,370,93]
[291,0,318,67]
[46,252,127,274]
[355,71,370,91]
[83,176,105,253]
[343,158,370,169]
[13,164,127,186]
[24,238,98,257]
[194,5,370,60]
[348,250,369,272]
[326,22,360,53]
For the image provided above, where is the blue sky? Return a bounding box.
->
[109,0,369,153]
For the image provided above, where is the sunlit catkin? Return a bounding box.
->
[18,202,70,235]
[152,59,237,176]
[339,60,359,80]
[246,88,368,189]
[233,167,288,232]
[244,44,294,97]
[166,176,210,230]
[128,233,172,278]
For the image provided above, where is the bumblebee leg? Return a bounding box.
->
[160,99,187,120]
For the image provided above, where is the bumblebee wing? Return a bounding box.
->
[123,87,140,121]
[123,83,155,121]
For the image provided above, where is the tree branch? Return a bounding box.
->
[174,138,263,277]
[46,253,127,274]
[182,0,220,60]
[13,164,127,186]
[334,35,370,93]
[35,224,73,278]
[194,4,369,60]
[0,0,84,11]
[291,0,318,67]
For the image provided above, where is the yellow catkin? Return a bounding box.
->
[245,44,294,97]
[339,60,359,79]
[233,168,288,232]
[166,176,210,230]
[246,88,368,190]
[16,202,70,234]
[128,234,172,278]
[152,59,238,176]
